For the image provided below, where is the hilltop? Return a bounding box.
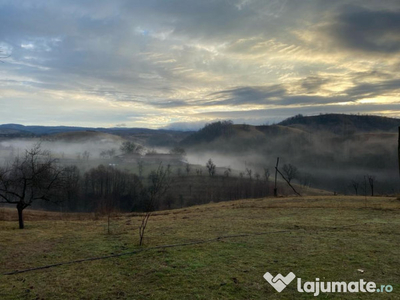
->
[180,121,306,149]
[180,114,400,148]
[177,114,399,195]
[2,113,399,146]
[279,114,400,134]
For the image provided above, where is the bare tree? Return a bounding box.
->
[282,163,299,183]
[0,144,65,229]
[63,165,80,211]
[351,180,360,195]
[263,168,270,182]
[224,167,232,177]
[137,160,144,178]
[185,163,191,176]
[98,196,117,235]
[275,163,301,197]
[82,150,90,161]
[139,163,171,246]
[246,168,252,180]
[206,159,216,177]
[367,175,376,196]
[164,193,175,210]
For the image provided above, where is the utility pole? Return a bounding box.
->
[274,157,279,197]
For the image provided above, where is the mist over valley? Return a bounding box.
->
[1,113,398,214]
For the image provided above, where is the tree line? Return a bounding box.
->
[0,145,303,230]
[0,145,172,229]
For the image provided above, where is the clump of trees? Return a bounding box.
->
[82,165,142,212]
[224,167,232,177]
[1,144,305,231]
[0,144,151,229]
[120,141,144,155]
[100,149,116,159]
[206,159,216,176]
[349,175,377,196]
[170,147,186,157]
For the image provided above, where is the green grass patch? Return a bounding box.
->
[0,196,399,299]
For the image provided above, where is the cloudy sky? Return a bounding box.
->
[1,0,400,129]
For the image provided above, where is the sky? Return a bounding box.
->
[1,0,400,129]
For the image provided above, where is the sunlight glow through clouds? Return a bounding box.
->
[1,0,400,127]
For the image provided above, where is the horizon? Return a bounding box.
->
[1,1,400,128]
[1,112,399,132]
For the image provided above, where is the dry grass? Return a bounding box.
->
[0,207,98,222]
[0,196,399,299]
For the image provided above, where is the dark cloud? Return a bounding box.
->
[126,99,191,108]
[345,79,400,99]
[323,6,400,54]
[200,74,400,108]
[301,76,331,93]
[129,74,400,109]
[208,85,286,105]
[193,103,400,125]
[206,84,345,107]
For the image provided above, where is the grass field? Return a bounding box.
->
[0,196,399,299]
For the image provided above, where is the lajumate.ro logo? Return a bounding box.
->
[263,272,394,296]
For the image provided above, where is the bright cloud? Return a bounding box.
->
[1,0,400,128]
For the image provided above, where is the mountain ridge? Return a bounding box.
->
[278,114,400,134]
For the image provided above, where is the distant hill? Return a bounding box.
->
[0,127,35,138]
[2,114,399,147]
[278,114,400,134]
[0,124,93,136]
[0,124,192,147]
[181,114,400,148]
[178,114,399,195]
[180,121,306,150]
[41,131,125,143]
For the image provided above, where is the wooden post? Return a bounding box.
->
[274,157,279,197]
[398,127,400,180]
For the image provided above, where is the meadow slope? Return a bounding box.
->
[0,196,399,299]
